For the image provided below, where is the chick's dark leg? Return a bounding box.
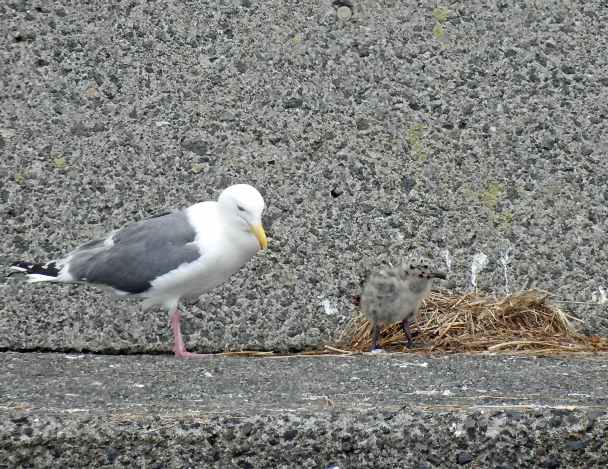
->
[371,321,381,351]
[401,318,413,348]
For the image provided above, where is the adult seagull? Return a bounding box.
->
[9,184,268,358]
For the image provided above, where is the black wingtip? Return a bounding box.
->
[8,260,60,277]
[7,261,29,278]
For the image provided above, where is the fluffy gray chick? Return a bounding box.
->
[361,264,447,351]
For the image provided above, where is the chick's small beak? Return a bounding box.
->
[251,224,268,250]
[431,271,447,280]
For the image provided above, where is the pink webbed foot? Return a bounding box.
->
[173,349,208,359]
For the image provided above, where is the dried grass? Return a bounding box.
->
[337,289,608,355]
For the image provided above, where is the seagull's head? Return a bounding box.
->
[218,184,267,250]
[400,263,447,294]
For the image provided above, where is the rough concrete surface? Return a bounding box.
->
[2,352,608,468]
[1,0,607,353]
[1,1,608,466]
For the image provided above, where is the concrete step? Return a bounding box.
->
[2,352,607,468]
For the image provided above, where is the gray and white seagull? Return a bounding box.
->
[9,184,268,358]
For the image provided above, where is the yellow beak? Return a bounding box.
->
[251,224,268,250]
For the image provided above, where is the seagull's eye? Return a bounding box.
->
[237,205,246,212]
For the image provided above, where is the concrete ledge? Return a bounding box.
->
[2,352,607,467]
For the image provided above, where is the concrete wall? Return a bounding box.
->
[2,0,607,353]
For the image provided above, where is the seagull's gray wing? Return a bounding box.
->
[67,210,201,294]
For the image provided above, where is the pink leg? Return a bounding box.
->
[170,309,207,358]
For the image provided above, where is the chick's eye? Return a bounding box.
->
[237,205,245,212]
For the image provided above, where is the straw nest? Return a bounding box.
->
[336,289,608,355]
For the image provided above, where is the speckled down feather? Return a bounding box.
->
[362,264,446,325]
[361,263,447,350]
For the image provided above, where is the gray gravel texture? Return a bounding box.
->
[2,352,608,468]
[1,1,607,352]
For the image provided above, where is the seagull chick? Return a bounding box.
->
[361,264,446,352]
[9,184,268,358]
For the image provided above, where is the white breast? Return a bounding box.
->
[145,201,258,303]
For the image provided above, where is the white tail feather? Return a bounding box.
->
[26,274,60,283]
